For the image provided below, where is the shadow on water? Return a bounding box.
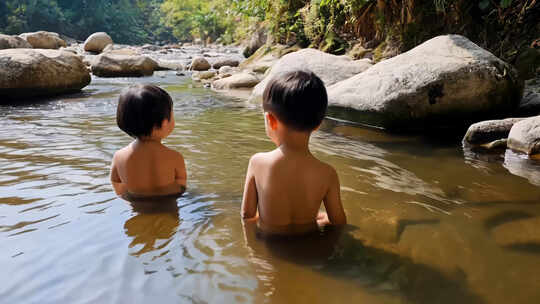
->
[242,221,486,304]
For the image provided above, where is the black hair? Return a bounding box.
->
[116,84,173,138]
[262,70,327,132]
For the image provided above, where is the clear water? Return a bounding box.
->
[1,71,540,304]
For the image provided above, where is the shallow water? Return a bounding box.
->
[1,71,540,304]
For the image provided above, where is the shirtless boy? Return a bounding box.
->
[241,70,347,235]
[110,84,187,198]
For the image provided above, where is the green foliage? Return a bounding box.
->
[0,0,174,44]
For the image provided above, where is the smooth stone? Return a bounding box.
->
[327,35,523,130]
[0,49,90,100]
[251,48,372,99]
[491,216,540,247]
[190,56,211,71]
[212,72,260,90]
[91,54,158,77]
[0,34,32,49]
[83,32,113,53]
[156,60,185,71]
[19,31,66,49]
[212,58,239,69]
[463,118,526,145]
[507,115,540,155]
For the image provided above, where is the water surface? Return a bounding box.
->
[1,71,540,304]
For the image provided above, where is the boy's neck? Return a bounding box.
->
[137,136,162,144]
[277,130,311,155]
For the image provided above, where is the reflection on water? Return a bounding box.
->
[1,71,540,303]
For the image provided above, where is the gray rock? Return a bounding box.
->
[198,71,217,80]
[0,49,90,100]
[83,32,113,53]
[327,35,523,130]
[190,56,211,71]
[156,60,185,71]
[508,115,540,155]
[463,118,525,145]
[212,72,260,90]
[0,34,32,49]
[251,48,372,99]
[518,78,540,116]
[212,58,240,69]
[19,31,66,49]
[91,54,158,77]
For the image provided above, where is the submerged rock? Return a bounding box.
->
[212,72,260,90]
[190,56,211,71]
[91,54,158,77]
[19,31,66,49]
[0,34,32,49]
[491,216,540,248]
[0,49,91,100]
[463,118,525,147]
[507,115,540,155]
[83,32,113,53]
[327,35,523,130]
[251,48,372,99]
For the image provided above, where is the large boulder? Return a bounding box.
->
[0,34,32,49]
[190,56,211,71]
[251,48,372,99]
[327,35,524,130]
[19,31,66,49]
[507,116,540,155]
[463,118,525,146]
[0,49,91,100]
[83,32,113,53]
[212,72,260,90]
[91,54,158,77]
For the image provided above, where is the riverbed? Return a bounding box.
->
[1,71,539,304]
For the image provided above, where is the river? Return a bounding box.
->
[1,71,539,304]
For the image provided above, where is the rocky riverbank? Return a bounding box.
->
[1,30,539,159]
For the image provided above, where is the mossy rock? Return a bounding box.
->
[320,30,348,55]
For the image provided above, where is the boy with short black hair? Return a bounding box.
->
[110,84,186,197]
[241,70,346,235]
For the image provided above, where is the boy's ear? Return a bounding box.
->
[266,112,278,130]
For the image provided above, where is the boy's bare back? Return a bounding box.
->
[241,70,346,235]
[243,148,344,233]
[111,140,186,196]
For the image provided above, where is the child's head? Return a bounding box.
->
[116,84,174,138]
[262,70,327,132]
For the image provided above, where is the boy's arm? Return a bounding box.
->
[322,167,347,225]
[241,156,258,220]
[174,152,187,193]
[110,153,127,196]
